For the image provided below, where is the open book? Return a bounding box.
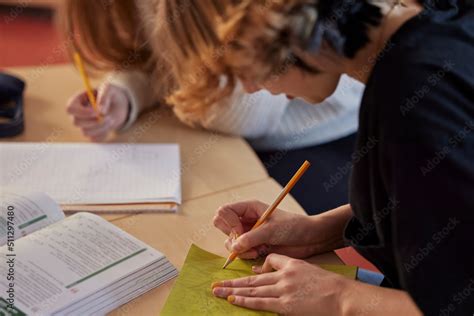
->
[0,143,181,212]
[0,192,178,315]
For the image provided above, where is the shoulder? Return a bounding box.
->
[365,17,474,145]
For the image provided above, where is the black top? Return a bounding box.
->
[345,1,474,314]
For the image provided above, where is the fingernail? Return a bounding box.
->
[227,295,236,303]
[252,265,258,272]
[213,287,225,297]
[211,281,222,289]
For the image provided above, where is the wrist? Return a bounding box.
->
[338,277,358,316]
[307,205,353,253]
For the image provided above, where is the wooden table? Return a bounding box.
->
[4,65,269,202]
[4,65,342,315]
[109,179,343,316]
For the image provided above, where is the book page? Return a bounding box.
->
[0,143,181,205]
[0,212,172,315]
[0,191,64,246]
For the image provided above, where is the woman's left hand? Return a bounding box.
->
[212,253,349,315]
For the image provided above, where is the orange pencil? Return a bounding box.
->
[73,52,102,121]
[222,160,311,269]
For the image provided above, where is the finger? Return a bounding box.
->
[68,89,98,107]
[223,200,268,219]
[224,238,259,259]
[214,201,270,253]
[232,225,273,254]
[73,117,104,129]
[215,200,269,235]
[252,265,264,274]
[236,250,259,260]
[82,120,114,138]
[97,83,112,115]
[83,128,108,142]
[67,101,97,119]
[82,118,114,138]
[213,285,279,299]
[214,205,245,236]
[213,272,280,289]
[261,254,292,273]
[213,215,232,235]
[228,296,282,313]
[67,91,89,108]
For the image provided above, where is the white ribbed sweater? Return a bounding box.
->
[107,72,364,151]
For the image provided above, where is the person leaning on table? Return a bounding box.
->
[154,0,474,314]
[63,0,365,215]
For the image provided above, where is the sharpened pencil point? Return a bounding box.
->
[222,257,232,269]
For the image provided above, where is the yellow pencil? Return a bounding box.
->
[73,52,102,121]
[222,160,311,269]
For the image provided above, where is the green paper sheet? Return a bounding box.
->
[161,244,358,315]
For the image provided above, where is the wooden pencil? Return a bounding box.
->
[73,52,102,121]
[222,160,311,269]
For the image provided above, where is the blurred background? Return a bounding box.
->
[0,0,67,67]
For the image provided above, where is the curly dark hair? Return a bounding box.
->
[313,0,384,57]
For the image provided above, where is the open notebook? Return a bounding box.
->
[0,143,181,212]
[0,192,177,315]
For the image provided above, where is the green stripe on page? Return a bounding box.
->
[65,248,147,289]
[0,297,27,316]
[18,215,47,229]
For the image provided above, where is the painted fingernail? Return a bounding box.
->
[227,295,236,303]
[211,281,222,289]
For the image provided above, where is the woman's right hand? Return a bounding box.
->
[213,200,337,260]
[66,83,130,142]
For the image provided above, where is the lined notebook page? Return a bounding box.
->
[0,143,181,205]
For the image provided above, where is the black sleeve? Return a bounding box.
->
[376,52,474,314]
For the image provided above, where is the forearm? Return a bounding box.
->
[340,279,422,316]
[306,204,353,254]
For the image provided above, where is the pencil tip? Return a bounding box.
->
[222,258,231,269]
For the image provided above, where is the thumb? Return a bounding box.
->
[260,254,291,273]
[231,224,272,254]
[97,83,112,115]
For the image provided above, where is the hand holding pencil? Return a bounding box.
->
[222,161,310,269]
[213,161,327,268]
[67,52,130,142]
